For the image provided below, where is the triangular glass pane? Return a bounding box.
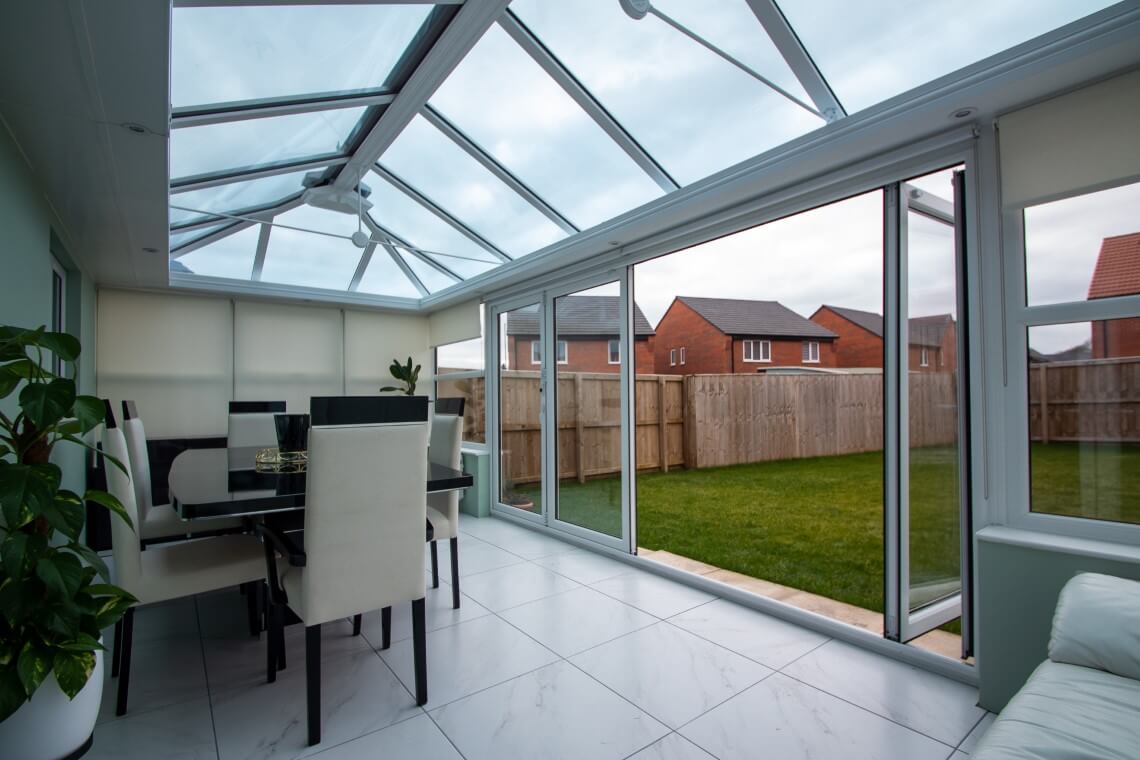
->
[400,251,458,294]
[430,24,663,230]
[170,107,366,181]
[776,0,1117,114]
[356,248,421,299]
[172,5,431,109]
[170,169,313,227]
[364,170,500,279]
[174,224,260,280]
[512,0,825,186]
[259,205,361,291]
[169,222,230,251]
[378,114,568,257]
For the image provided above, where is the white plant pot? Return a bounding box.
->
[0,647,103,760]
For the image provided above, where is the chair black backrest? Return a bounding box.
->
[229,401,286,414]
[310,396,429,426]
[434,397,466,417]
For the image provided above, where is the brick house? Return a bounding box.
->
[808,305,957,372]
[653,296,837,374]
[504,295,655,372]
[1088,232,1140,359]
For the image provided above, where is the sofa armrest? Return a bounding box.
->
[1049,572,1140,681]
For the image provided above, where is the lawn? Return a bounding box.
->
[519,443,1140,617]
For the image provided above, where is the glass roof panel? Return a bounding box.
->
[429,23,664,230]
[170,107,366,181]
[355,249,422,299]
[776,0,1117,114]
[169,223,230,251]
[172,4,431,109]
[511,0,825,186]
[174,223,260,281]
[169,169,314,227]
[259,205,366,291]
[399,251,457,293]
[378,114,568,257]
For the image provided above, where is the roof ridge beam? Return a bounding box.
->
[171,156,346,193]
[172,92,395,129]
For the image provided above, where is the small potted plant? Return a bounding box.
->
[380,356,421,396]
[0,326,135,759]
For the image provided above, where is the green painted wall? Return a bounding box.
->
[1,125,97,492]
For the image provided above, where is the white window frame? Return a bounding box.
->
[607,338,620,364]
[556,340,568,365]
[679,347,686,365]
[530,339,542,365]
[50,258,66,377]
[920,346,929,367]
[669,348,677,366]
[802,340,820,364]
[743,339,771,363]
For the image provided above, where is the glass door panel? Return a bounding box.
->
[498,303,545,516]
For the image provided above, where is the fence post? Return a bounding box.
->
[574,373,586,483]
[657,375,669,473]
[1038,364,1049,444]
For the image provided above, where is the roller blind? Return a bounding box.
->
[233,301,343,413]
[428,299,481,347]
[1000,69,1140,209]
[344,310,430,395]
[96,290,232,436]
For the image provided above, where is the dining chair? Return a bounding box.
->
[428,398,465,608]
[102,402,267,717]
[259,402,430,747]
[120,400,244,545]
[227,400,285,448]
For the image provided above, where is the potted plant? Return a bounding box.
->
[0,326,135,759]
[379,356,421,396]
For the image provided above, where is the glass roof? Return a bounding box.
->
[167,0,1114,303]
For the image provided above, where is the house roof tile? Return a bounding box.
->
[819,305,952,348]
[1088,232,1140,299]
[505,295,654,336]
[677,296,836,339]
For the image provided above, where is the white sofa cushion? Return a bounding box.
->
[1049,572,1140,681]
[973,660,1140,760]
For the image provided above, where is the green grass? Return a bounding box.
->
[518,443,1140,619]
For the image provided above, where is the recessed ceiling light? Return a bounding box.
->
[608,241,621,246]
[949,107,977,120]
[122,122,148,134]
[142,246,158,253]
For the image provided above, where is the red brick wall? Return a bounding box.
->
[652,300,732,374]
[729,337,836,371]
[1092,317,1140,359]
[908,323,957,373]
[506,335,652,373]
[809,307,883,368]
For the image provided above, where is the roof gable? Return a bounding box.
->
[818,304,952,347]
[676,297,836,339]
[505,295,654,336]
[1088,232,1140,299]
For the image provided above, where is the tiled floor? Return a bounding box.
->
[91,515,992,760]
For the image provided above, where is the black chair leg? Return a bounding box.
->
[412,598,427,706]
[352,614,362,637]
[381,606,391,650]
[115,607,135,716]
[266,604,278,684]
[430,541,439,589]
[110,618,123,678]
[275,605,286,671]
[449,536,460,609]
[306,624,321,747]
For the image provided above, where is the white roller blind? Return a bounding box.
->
[1000,69,1140,209]
[428,299,481,347]
[234,301,343,413]
[344,310,430,395]
[96,290,232,436]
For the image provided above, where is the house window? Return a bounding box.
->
[802,341,820,363]
[669,349,677,366]
[531,339,569,365]
[50,260,65,376]
[743,339,770,362]
[679,347,686,365]
[608,339,620,364]
[920,347,929,367]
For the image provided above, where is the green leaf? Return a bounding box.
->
[52,650,94,699]
[378,386,400,393]
[19,377,76,429]
[68,541,111,581]
[85,489,133,530]
[0,463,57,530]
[56,633,103,653]
[0,664,27,723]
[16,642,50,697]
[36,553,84,598]
[93,594,134,630]
[1,531,30,578]
[40,489,86,540]
[71,395,105,434]
[38,332,80,362]
[0,366,23,399]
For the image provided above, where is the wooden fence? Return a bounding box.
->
[445,369,962,485]
[1028,358,1140,443]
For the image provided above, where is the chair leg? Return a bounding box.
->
[110,618,123,678]
[275,605,286,671]
[412,598,427,706]
[352,614,362,637]
[449,536,460,609]
[266,604,278,684]
[430,541,439,589]
[115,607,135,716]
[306,624,321,747]
[381,606,392,650]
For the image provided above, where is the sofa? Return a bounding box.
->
[973,572,1140,759]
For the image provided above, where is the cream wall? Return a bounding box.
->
[96,288,432,437]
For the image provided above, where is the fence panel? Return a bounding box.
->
[1028,358,1140,443]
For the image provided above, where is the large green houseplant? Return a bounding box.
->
[0,325,135,723]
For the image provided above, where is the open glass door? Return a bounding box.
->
[493,300,546,522]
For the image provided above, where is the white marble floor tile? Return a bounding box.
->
[131,597,201,642]
[533,549,634,585]
[590,571,716,619]
[98,635,208,724]
[782,640,984,746]
[428,536,528,577]
[431,661,669,760]
[87,696,217,760]
[681,673,953,760]
[957,712,996,754]
[455,563,580,612]
[211,648,421,760]
[357,585,491,649]
[304,715,462,760]
[570,622,771,729]
[457,518,578,559]
[380,615,559,707]
[499,586,657,657]
[627,733,718,760]
[669,599,830,670]
[196,589,264,640]
[951,753,969,759]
